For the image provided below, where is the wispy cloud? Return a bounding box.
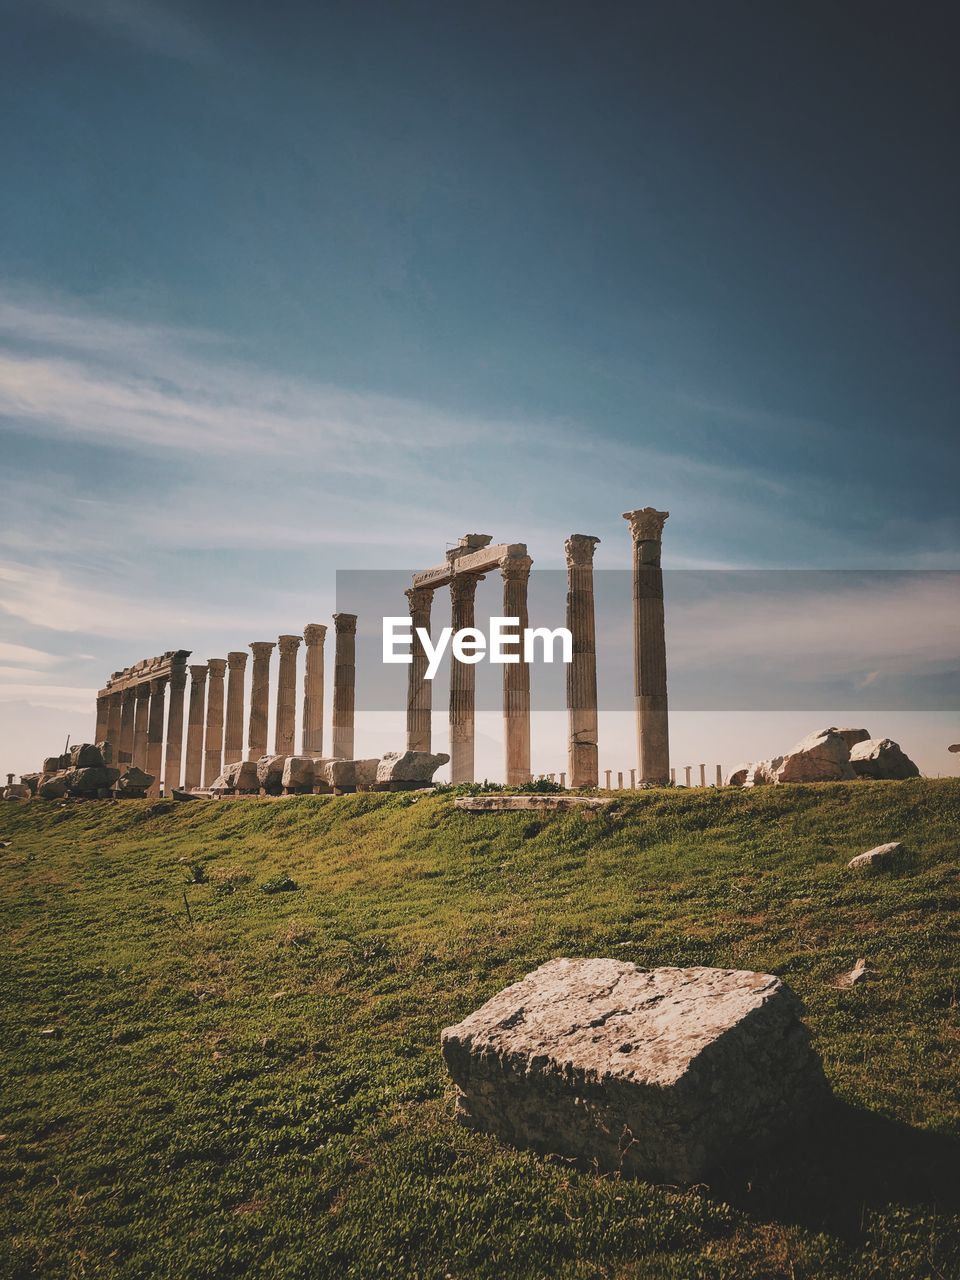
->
[29,0,212,64]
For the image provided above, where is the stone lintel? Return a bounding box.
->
[99,648,191,697]
[413,541,528,589]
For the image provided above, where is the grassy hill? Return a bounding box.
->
[1,780,959,1280]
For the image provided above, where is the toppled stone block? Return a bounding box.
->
[69,743,104,769]
[743,758,783,787]
[63,766,110,795]
[281,756,316,792]
[849,738,920,781]
[830,727,871,751]
[2,784,31,801]
[725,765,750,787]
[847,841,904,872]
[441,958,828,1184]
[375,750,450,788]
[38,773,69,799]
[42,756,62,774]
[211,760,260,794]
[454,795,613,813]
[114,767,154,798]
[322,758,379,791]
[256,754,287,793]
[773,731,855,783]
[97,741,114,767]
[20,773,40,796]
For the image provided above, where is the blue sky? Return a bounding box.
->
[0,0,957,777]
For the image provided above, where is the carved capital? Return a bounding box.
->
[333,612,358,634]
[168,666,187,690]
[450,571,485,604]
[227,651,248,670]
[249,641,276,660]
[207,657,227,677]
[303,623,327,646]
[564,534,601,568]
[500,554,533,584]
[189,664,208,683]
[148,676,167,695]
[277,635,302,656]
[404,587,434,615]
[622,508,669,543]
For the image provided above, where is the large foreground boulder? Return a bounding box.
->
[375,750,450,788]
[849,738,920,780]
[441,958,828,1184]
[772,730,855,783]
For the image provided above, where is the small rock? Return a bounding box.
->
[260,872,297,894]
[38,1026,59,1037]
[847,841,904,872]
[835,958,870,988]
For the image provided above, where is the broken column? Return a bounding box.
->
[623,508,670,785]
[223,651,248,765]
[203,658,226,788]
[501,551,533,786]
[145,676,167,797]
[118,688,136,768]
[164,665,187,792]
[405,587,434,754]
[247,641,275,761]
[132,683,150,769]
[183,664,207,790]
[301,623,327,755]
[274,635,301,756]
[565,534,600,789]
[449,572,484,783]
[332,613,357,760]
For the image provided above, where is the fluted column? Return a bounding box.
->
[223,651,248,765]
[247,642,275,761]
[301,624,327,755]
[449,573,484,782]
[145,676,167,797]
[405,587,433,754]
[565,534,600,788]
[118,688,136,769]
[501,552,532,786]
[94,695,109,745]
[183,664,207,790]
[623,507,670,785]
[332,613,357,759]
[164,667,187,793]
[105,692,122,763]
[132,683,150,769]
[274,635,301,756]
[203,658,226,787]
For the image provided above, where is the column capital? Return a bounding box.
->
[303,623,327,646]
[148,675,167,695]
[333,612,358,634]
[622,508,669,543]
[249,641,276,659]
[564,534,601,567]
[227,651,248,670]
[189,663,208,683]
[500,553,533,583]
[135,682,151,699]
[404,587,434,613]
[277,634,302,655]
[169,666,187,689]
[207,658,227,677]
[450,571,485,604]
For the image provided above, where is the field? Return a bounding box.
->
[1,780,959,1279]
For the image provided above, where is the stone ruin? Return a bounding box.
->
[209,749,450,796]
[726,727,920,787]
[11,742,153,801]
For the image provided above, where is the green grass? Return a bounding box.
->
[1,780,959,1279]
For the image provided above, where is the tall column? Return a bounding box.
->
[145,676,167,797]
[274,635,301,756]
[132,683,150,769]
[203,658,226,787]
[105,692,122,761]
[332,613,357,759]
[301,624,327,755]
[223,651,248,764]
[565,534,600,789]
[183,664,207,790]
[164,667,187,793]
[118,688,136,769]
[449,573,484,782]
[623,507,670,785]
[501,552,533,786]
[94,695,109,744]
[405,587,434,753]
[247,642,275,760]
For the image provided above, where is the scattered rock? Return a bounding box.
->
[849,738,920,781]
[69,743,104,769]
[42,756,61,774]
[323,758,379,791]
[829,727,871,751]
[113,767,154,798]
[454,795,613,813]
[441,957,828,1183]
[2,784,31,801]
[725,765,750,787]
[211,760,260,794]
[281,756,316,792]
[773,731,855,784]
[743,758,783,787]
[375,750,450,788]
[256,754,286,793]
[835,958,870,988]
[847,841,904,872]
[19,774,40,796]
[37,774,69,800]
[261,872,297,894]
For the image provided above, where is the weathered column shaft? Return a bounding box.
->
[501,553,533,786]
[132,684,150,769]
[164,669,187,793]
[183,665,207,790]
[405,588,433,754]
[332,613,357,759]
[301,624,327,755]
[449,573,484,783]
[94,695,109,745]
[565,534,600,789]
[105,692,122,763]
[274,635,301,756]
[203,659,226,788]
[145,677,167,797]
[623,508,670,785]
[118,689,136,768]
[223,651,248,764]
[247,642,275,761]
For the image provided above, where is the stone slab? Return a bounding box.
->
[453,795,613,813]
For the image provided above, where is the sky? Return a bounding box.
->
[0,0,958,781]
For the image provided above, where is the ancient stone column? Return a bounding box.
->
[716,764,723,787]
[223,651,248,765]
[449,573,484,782]
[405,587,434,754]
[164,667,187,793]
[118,688,136,769]
[564,534,600,789]
[94,694,109,745]
[301,624,327,755]
[332,613,357,759]
[699,763,706,788]
[105,692,122,761]
[183,664,207,790]
[145,676,167,797]
[203,658,226,787]
[274,635,301,756]
[623,508,670,785]
[247,642,275,761]
[132,683,150,769]
[501,552,532,786]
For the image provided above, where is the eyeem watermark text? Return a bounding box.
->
[383,617,572,679]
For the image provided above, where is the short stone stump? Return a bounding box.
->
[441,958,828,1184]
